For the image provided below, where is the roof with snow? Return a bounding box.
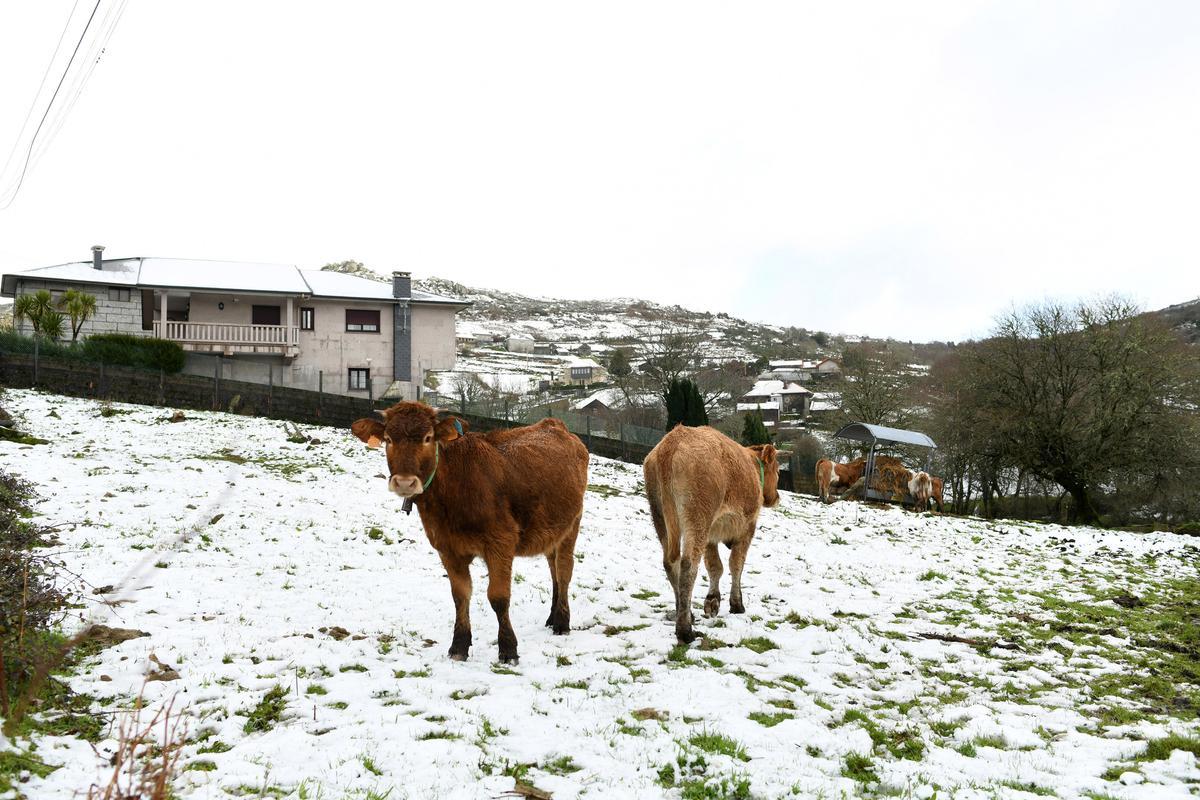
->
[737,401,780,411]
[1,257,467,306]
[743,379,811,399]
[834,422,936,449]
[564,357,602,369]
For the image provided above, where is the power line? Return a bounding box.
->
[30,0,130,171]
[0,0,83,186]
[0,0,105,210]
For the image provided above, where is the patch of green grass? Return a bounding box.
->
[973,733,1008,750]
[738,636,778,654]
[1138,733,1200,762]
[450,688,486,700]
[540,755,581,775]
[185,759,218,772]
[197,739,232,755]
[241,685,289,734]
[631,589,659,600]
[362,756,383,776]
[918,569,948,581]
[417,729,460,741]
[667,643,698,666]
[339,663,368,673]
[748,711,793,728]
[998,780,1055,796]
[305,684,328,696]
[555,680,588,690]
[604,623,650,636]
[689,731,750,762]
[840,752,877,783]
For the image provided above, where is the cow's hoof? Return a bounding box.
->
[675,629,698,644]
[552,623,570,636]
[448,651,468,662]
[544,615,554,628]
[498,652,519,665]
[703,596,720,618]
[729,601,746,615]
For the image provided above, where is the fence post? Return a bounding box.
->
[586,415,592,449]
[32,337,38,387]
[213,358,220,410]
[318,370,323,417]
[158,369,165,406]
[620,422,627,460]
[99,361,105,399]
[268,366,274,416]
[368,376,373,402]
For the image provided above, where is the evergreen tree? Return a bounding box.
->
[664,377,709,429]
[607,348,632,379]
[741,409,772,445]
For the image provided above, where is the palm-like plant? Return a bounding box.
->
[13,290,54,335]
[37,310,65,341]
[58,289,98,341]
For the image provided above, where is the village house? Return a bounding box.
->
[764,358,841,383]
[0,247,469,398]
[560,356,607,386]
[737,378,813,427]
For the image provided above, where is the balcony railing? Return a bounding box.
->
[154,321,298,352]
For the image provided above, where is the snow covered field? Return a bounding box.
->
[1,389,1198,799]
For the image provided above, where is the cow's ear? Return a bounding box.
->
[351,418,386,448]
[434,416,468,442]
[759,444,777,464]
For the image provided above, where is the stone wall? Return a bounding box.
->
[13,279,145,338]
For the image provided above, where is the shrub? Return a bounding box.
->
[1,470,73,721]
[740,410,771,445]
[82,334,185,373]
[1175,522,1200,536]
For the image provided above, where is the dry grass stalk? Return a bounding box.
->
[87,688,186,800]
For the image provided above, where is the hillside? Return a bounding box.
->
[2,390,1198,798]
[1150,297,1200,344]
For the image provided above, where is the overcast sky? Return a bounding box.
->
[0,2,1196,341]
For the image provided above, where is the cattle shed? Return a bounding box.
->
[834,422,937,503]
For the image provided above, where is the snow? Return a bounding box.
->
[1,389,1198,799]
[1,258,142,287]
[139,259,311,294]
[737,401,779,411]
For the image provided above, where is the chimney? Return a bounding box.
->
[392,270,411,299]
[91,245,104,270]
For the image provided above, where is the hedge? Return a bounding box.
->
[0,331,185,373]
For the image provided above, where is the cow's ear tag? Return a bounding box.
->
[453,419,464,436]
[402,498,414,515]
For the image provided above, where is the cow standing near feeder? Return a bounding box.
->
[643,425,780,643]
[814,458,865,502]
[908,471,933,512]
[351,402,588,664]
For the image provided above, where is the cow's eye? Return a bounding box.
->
[423,433,433,444]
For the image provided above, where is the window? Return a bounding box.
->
[108,288,131,302]
[252,305,282,326]
[348,368,370,391]
[570,367,593,381]
[345,309,380,333]
[300,307,315,331]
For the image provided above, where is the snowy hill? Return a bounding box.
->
[1,391,1198,798]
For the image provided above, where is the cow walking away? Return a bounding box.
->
[351,402,589,664]
[643,425,780,643]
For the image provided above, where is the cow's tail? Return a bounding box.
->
[643,455,679,563]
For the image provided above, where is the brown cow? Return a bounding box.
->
[908,470,933,511]
[815,458,865,502]
[929,476,945,511]
[351,402,589,664]
[643,425,780,643]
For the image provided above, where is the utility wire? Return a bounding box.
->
[0,0,82,187]
[0,0,105,210]
[30,0,130,171]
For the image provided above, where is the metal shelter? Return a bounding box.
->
[833,422,938,502]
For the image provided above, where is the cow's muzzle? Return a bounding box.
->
[389,474,423,497]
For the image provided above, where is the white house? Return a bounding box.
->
[559,357,607,386]
[0,248,469,398]
[738,379,812,425]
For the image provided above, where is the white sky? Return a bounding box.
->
[0,1,1197,342]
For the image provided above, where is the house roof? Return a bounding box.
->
[743,379,811,398]
[564,357,602,369]
[1,257,468,306]
[737,401,780,411]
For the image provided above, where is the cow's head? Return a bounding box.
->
[747,444,781,508]
[351,402,468,498]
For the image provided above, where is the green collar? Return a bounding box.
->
[422,442,440,491]
[756,458,764,489]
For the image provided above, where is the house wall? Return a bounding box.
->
[410,304,458,380]
[292,298,395,395]
[12,279,145,338]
